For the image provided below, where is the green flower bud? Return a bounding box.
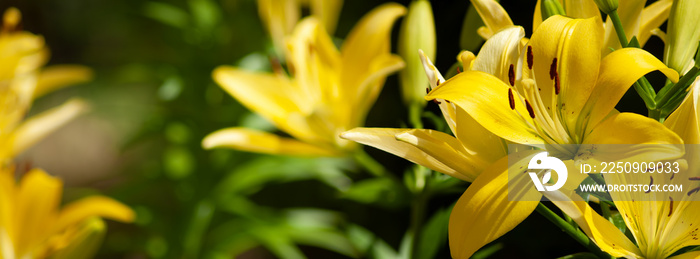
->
[540,0,565,21]
[592,0,618,14]
[398,0,436,107]
[665,0,700,75]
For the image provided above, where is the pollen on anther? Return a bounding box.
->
[436,79,441,87]
[554,74,560,95]
[527,46,533,70]
[549,58,558,80]
[689,187,700,196]
[508,88,515,110]
[525,100,535,118]
[668,197,674,217]
[508,64,515,86]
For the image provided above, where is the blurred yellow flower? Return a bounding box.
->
[0,7,93,163]
[0,168,134,259]
[258,0,343,55]
[203,3,405,156]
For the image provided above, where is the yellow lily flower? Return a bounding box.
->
[0,167,134,259]
[257,0,343,54]
[341,26,556,258]
[203,4,405,156]
[472,0,672,56]
[0,8,93,163]
[426,15,681,160]
[523,44,700,259]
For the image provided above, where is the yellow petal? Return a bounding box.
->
[529,15,603,133]
[340,128,468,181]
[16,169,63,256]
[453,107,508,165]
[426,71,544,145]
[33,65,93,99]
[469,0,513,39]
[349,54,405,128]
[669,251,700,259]
[56,196,134,232]
[202,127,338,156]
[8,98,89,159]
[471,26,524,84]
[638,0,672,46]
[396,129,491,182]
[584,112,683,145]
[51,217,106,259]
[563,0,602,21]
[449,152,540,258]
[257,0,300,54]
[665,76,700,144]
[212,66,311,138]
[308,0,342,34]
[543,191,643,258]
[580,48,679,132]
[340,3,405,125]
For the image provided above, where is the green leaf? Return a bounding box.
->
[556,252,600,259]
[347,224,400,259]
[183,200,215,258]
[143,2,190,29]
[415,206,451,259]
[341,177,410,208]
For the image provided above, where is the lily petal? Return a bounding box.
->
[8,98,89,158]
[396,129,488,182]
[669,251,700,259]
[16,169,62,255]
[584,113,682,145]
[665,76,700,144]
[529,15,603,133]
[55,196,134,233]
[638,0,673,46]
[544,190,643,258]
[471,26,524,84]
[340,3,405,111]
[449,152,540,259]
[33,65,93,99]
[309,0,343,34]
[202,127,337,156]
[469,0,513,39]
[212,66,308,138]
[426,71,544,145]
[340,128,467,181]
[581,48,679,132]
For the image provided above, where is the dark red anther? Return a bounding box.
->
[525,100,535,118]
[549,58,558,80]
[508,64,515,86]
[508,88,516,110]
[527,46,534,70]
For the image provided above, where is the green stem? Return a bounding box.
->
[409,187,430,259]
[536,203,611,258]
[609,11,628,48]
[353,149,390,178]
[656,66,700,108]
[409,102,424,129]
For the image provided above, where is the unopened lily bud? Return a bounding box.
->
[665,0,700,75]
[399,0,436,107]
[592,0,618,14]
[2,7,20,32]
[540,0,565,21]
